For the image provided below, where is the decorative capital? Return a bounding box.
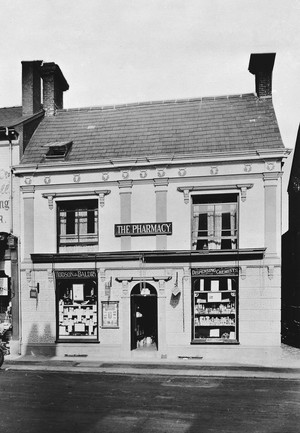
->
[118,180,133,189]
[122,280,129,295]
[26,269,32,282]
[153,178,169,189]
[240,266,247,280]
[48,269,53,282]
[158,279,165,295]
[263,172,281,185]
[99,269,106,282]
[21,185,35,196]
[267,265,274,280]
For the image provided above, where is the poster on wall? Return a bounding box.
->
[0,277,8,296]
[73,284,84,301]
[101,301,119,328]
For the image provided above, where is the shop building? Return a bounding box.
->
[14,53,290,359]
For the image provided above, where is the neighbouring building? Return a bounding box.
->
[282,125,300,348]
[0,72,44,349]
[13,53,290,360]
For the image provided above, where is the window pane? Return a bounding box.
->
[66,211,76,235]
[198,213,208,236]
[222,212,231,236]
[87,210,96,233]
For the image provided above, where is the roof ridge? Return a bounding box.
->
[0,105,22,110]
[58,93,256,113]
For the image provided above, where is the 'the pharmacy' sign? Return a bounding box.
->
[114,222,172,237]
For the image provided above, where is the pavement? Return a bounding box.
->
[2,343,300,379]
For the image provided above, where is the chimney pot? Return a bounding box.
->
[248,53,276,98]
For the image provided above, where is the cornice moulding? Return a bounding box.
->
[13,148,290,176]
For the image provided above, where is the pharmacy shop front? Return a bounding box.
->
[26,249,274,359]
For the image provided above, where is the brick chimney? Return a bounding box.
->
[248,53,276,98]
[21,60,43,116]
[40,62,69,116]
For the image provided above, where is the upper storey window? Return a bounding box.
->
[57,200,98,252]
[192,194,238,250]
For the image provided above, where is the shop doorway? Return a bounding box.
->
[131,283,158,351]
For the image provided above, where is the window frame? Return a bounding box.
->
[191,194,239,251]
[57,199,99,251]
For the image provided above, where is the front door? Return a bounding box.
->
[131,283,158,350]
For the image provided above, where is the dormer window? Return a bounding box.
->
[44,141,72,160]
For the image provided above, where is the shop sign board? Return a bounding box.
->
[55,270,97,279]
[115,222,172,237]
[191,267,239,277]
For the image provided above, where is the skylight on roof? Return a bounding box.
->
[43,141,72,160]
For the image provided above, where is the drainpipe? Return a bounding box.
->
[5,128,13,234]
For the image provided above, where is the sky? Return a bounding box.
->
[1,0,299,230]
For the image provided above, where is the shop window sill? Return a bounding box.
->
[191,339,239,345]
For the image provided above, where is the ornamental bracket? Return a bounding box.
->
[236,184,254,202]
[177,184,253,204]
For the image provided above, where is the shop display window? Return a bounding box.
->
[191,267,238,344]
[56,273,98,341]
[192,194,238,250]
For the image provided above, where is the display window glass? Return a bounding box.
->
[191,267,238,344]
[56,270,98,341]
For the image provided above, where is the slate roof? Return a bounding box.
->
[0,106,22,128]
[0,106,44,129]
[20,93,284,164]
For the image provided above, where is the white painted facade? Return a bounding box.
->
[14,148,288,360]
